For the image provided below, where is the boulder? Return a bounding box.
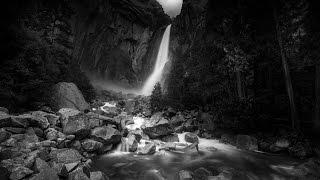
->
[29,111,59,127]
[50,82,90,111]
[32,158,59,180]
[161,134,179,142]
[178,170,193,180]
[270,139,290,153]
[101,106,119,118]
[0,113,49,130]
[45,128,65,141]
[63,114,90,139]
[90,171,107,180]
[139,169,165,180]
[68,166,90,180]
[14,113,49,130]
[91,126,121,145]
[185,133,199,143]
[143,124,174,139]
[120,134,138,152]
[59,108,81,121]
[81,139,103,152]
[138,142,156,155]
[236,135,258,151]
[159,142,176,151]
[49,148,83,164]
[9,166,33,180]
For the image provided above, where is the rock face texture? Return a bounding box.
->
[50,82,90,111]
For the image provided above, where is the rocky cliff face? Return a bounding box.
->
[19,0,170,87]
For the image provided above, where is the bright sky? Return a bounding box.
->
[156,0,183,18]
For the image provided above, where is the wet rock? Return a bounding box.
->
[63,113,90,139]
[90,171,107,180]
[236,135,258,151]
[270,139,290,153]
[81,139,103,152]
[161,134,179,142]
[122,134,138,152]
[138,142,156,155]
[185,133,199,143]
[49,148,83,164]
[91,126,121,145]
[101,106,119,118]
[143,124,174,139]
[9,166,33,180]
[159,142,176,151]
[194,167,212,180]
[178,170,193,180]
[50,82,90,111]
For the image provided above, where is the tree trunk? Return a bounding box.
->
[274,8,299,130]
[236,71,244,99]
[314,64,320,132]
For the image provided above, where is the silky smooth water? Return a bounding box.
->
[141,25,172,95]
[92,135,304,180]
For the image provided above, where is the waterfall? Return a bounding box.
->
[141,24,172,96]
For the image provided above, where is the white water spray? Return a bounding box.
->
[141,24,172,95]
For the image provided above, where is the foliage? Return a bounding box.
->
[150,83,163,113]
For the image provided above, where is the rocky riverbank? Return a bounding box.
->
[0,83,320,180]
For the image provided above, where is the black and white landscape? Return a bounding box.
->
[0,0,320,180]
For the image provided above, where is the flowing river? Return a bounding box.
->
[91,107,307,180]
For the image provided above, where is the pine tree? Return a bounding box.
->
[150,82,163,113]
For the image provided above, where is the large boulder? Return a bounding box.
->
[49,148,84,164]
[62,113,91,139]
[9,166,33,180]
[185,133,199,143]
[49,82,90,111]
[143,124,174,139]
[32,158,59,180]
[91,126,121,145]
[0,113,49,130]
[138,142,156,155]
[81,139,103,152]
[236,135,258,151]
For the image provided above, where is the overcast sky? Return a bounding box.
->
[156,0,183,18]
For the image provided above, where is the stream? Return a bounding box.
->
[91,106,306,180]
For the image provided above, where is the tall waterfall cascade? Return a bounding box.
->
[141,24,172,95]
